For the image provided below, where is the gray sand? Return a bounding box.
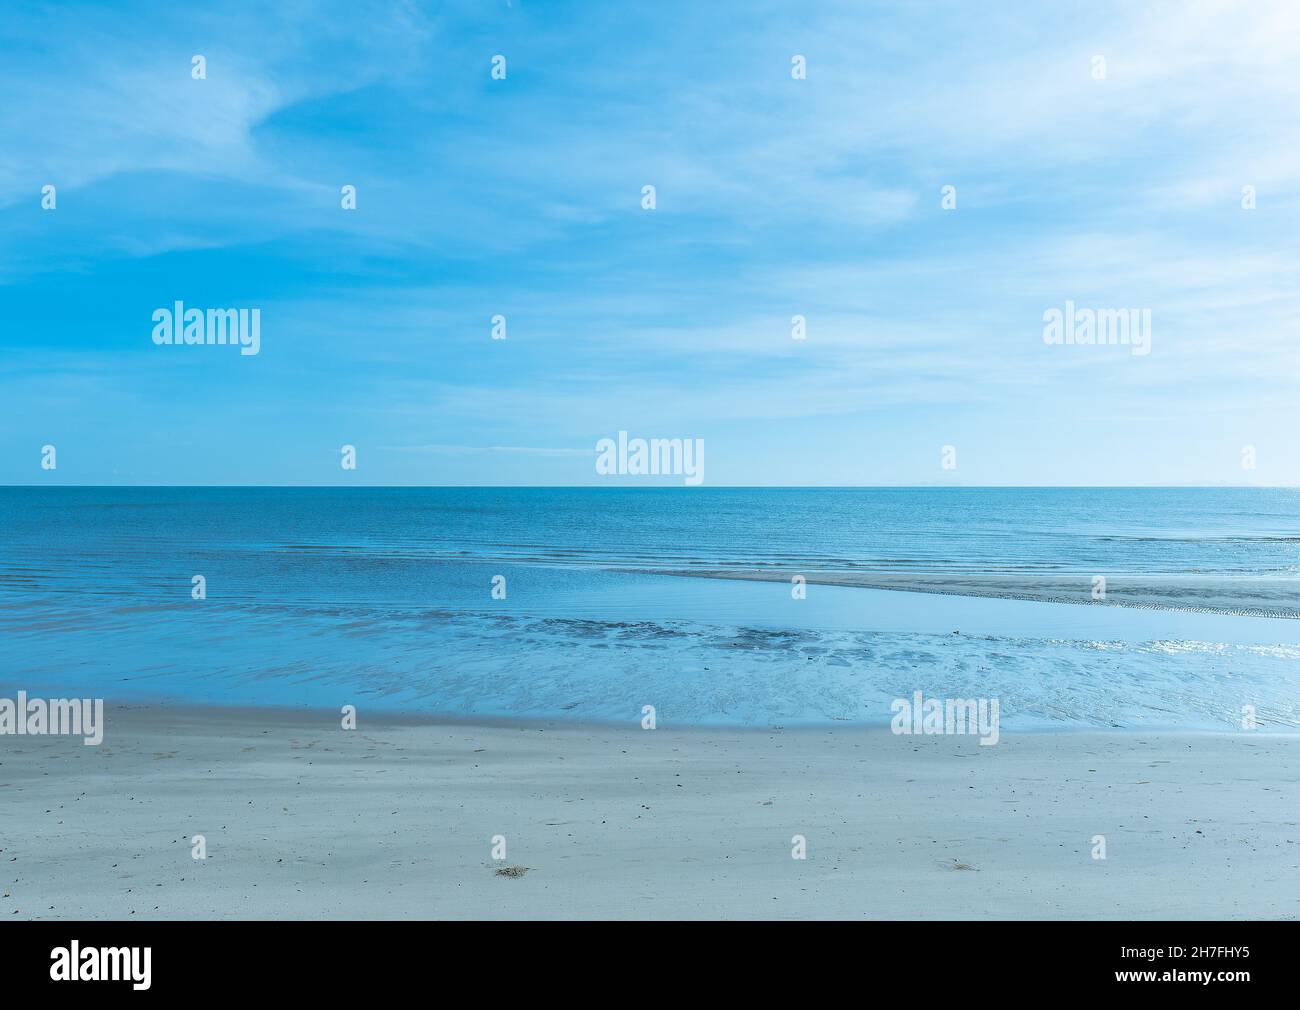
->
[3,706,1297,919]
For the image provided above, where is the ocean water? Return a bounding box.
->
[1,487,1298,730]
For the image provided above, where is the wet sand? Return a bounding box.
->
[3,705,1297,920]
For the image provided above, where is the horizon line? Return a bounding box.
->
[4,484,1294,491]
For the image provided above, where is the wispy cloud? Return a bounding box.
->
[2,0,1298,485]
[382,444,594,457]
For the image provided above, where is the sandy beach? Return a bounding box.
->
[3,705,1296,920]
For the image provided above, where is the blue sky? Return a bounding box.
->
[2,0,1298,485]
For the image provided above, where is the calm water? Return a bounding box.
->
[1,487,1298,729]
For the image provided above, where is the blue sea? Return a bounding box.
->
[2,487,1298,730]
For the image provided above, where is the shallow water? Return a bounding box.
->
[2,487,1297,730]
